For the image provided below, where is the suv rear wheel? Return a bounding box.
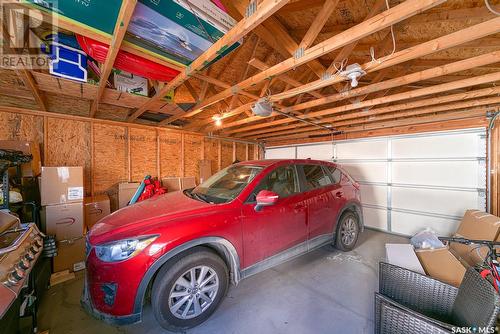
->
[335,211,360,251]
[152,248,229,331]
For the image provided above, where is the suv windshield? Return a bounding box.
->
[190,165,263,203]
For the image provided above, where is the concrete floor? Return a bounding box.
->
[38,229,408,334]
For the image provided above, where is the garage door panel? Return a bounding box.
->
[391,211,460,236]
[297,144,333,160]
[360,184,387,207]
[392,187,480,217]
[336,140,387,159]
[363,207,387,230]
[265,147,295,159]
[392,133,485,159]
[392,161,480,188]
[341,162,387,183]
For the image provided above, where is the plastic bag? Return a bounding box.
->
[410,228,445,249]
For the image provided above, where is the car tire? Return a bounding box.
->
[335,211,360,251]
[151,247,229,332]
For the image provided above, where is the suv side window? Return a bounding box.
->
[302,164,332,191]
[325,165,342,184]
[247,165,300,202]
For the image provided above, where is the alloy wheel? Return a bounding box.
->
[168,265,219,319]
[340,217,357,246]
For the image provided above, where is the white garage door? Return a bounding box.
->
[264,129,487,236]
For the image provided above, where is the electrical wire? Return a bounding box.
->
[485,0,500,15]
[366,0,397,70]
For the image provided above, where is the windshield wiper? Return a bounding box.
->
[192,192,210,203]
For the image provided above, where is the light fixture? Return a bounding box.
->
[212,114,223,126]
[251,97,273,117]
[340,63,366,88]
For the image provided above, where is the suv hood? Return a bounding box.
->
[89,191,212,244]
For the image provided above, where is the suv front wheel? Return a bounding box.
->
[152,248,229,331]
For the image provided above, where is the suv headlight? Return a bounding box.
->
[95,235,158,262]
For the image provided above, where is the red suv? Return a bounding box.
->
[82,159,363,331]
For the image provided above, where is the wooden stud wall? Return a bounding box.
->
[0,109,259,196]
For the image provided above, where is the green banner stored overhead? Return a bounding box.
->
[25,0,122,36]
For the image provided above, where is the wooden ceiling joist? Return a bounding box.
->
[297,0,339,50]
[223,71,500,133]
[89,0,137,117]
[264,109,490,142]
[246,94,500,140]
[163,0,446,125]
[127,0,290,122]
[270,16,500,102]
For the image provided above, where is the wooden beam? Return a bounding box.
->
[220,0,326,78]
[1,22,47,111]
[248,58,323,98]
[223,71,500,132]
[183,81,199,102]
[270,16,500,102]
[264,110,489,142]
[90,0,137,117]
[246,95,500,139]
[282,50,500,113]
[165,0,445,124]
[127,0,290,122]
[280,0,325,13]
[298,0,339,49]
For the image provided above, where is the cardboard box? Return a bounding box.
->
[84,194,110,229]
[42,202,84,241]
[0,141,41,177]
[415,210,500,287]
[415,247,466,287]
[161,177,196,192]
[40,167,84,206]
[385,244,425,274]
[53,237,85,273]
[113,70,148,96]
[107,182,140,212]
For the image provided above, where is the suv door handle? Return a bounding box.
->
[335,191,344,198]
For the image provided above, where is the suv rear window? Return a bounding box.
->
[302,165,331,191]
[325,165,342,184]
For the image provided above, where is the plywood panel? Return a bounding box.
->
[235,143,246,162]
[130,127,157,182]
[93,124,128,194]
[0,112,43,143]
[45,118,91,195]
[204,138,219,174]
[221,141,233,168]
[248,144,255,161]
[184,134,203,182]
[159,131,182,178]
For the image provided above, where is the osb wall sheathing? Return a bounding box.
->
[0,112,43,143]
[129,127,157,182]
[235,143,247,162]
[184,134,203,183]
[221,141,234,168]
[45,118,92,195]
[204,138,219,175]
[93,124,128,194]
[159,131,182,178]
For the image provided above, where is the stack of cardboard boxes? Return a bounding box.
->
[40,167,86,273]
[416,210,500,287]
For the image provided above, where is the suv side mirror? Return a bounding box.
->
[255,190,279,212]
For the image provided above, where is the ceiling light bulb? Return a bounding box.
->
[215,118,222,126]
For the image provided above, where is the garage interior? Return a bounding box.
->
[1,0,500,333]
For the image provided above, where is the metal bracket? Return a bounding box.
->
[293,47,304,60]
[321,72,332,81]
[231,86,240,95]
[185,65,192,77]
[486,110,500,118]
[245,1,257,17]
